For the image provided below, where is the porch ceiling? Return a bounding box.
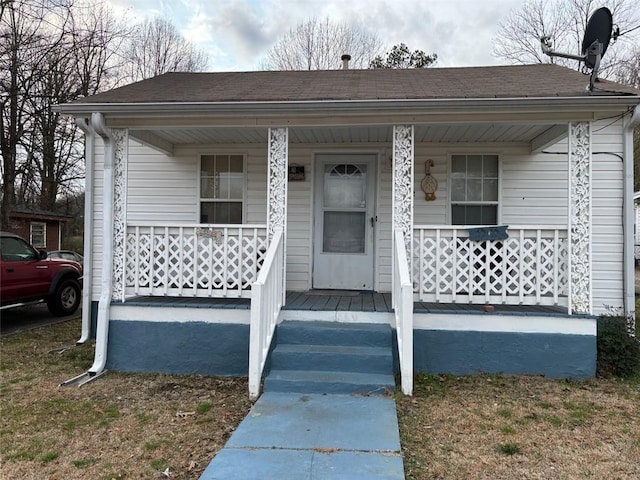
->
[130,123,562,150]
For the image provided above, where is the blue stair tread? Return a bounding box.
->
[274,343,391,357]
[266,369,395,386]
[281,320,391,332]
[277,321,392,347]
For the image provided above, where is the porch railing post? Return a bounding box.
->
[267,127,288,305]
[568,121,592,315]
[392,125,415,307]
[111,129,128,302]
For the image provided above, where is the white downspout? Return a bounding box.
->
[61,112,114,386]
[74,117,94,345]
[623,106,640,323]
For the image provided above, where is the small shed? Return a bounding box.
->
[7,205,72,251]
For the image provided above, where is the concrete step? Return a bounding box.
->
[277,320,392,348]
[264,369,395,395]
[270,343,393,374]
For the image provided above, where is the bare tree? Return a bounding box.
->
[1,0,127,224]
[493,0,640,78]
[615,44,640,88]
[0,0,72,228]
[261,17,383,70]
[370,43,438,69]
[122,17,209,82]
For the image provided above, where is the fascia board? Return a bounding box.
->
[55,96,640,120]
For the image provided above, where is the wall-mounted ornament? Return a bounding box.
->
[420,159,438,201]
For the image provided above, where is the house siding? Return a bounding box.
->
[591,119,625,313]
[89,121,626,315]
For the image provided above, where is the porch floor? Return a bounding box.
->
[121,291,571,316]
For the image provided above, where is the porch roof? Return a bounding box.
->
[68,64,638,106]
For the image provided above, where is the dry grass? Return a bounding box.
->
[3,318,640,480]
[397,373,640,480]
[0,319,252,479]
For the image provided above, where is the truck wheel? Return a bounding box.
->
[47,278,81,316]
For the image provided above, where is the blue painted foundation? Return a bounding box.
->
[101,314,595,380]
[106,320,249,376]
[413,329,596,379]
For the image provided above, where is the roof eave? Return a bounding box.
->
[55,96,640,118]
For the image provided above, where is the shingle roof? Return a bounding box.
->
[73,64,639,105]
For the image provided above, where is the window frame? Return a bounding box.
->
[448,153,501,226]
[30,222,47,248]
[198,153,247,225]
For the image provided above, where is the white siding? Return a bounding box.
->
[591,119,624,314]
[90,137,105,300]
[88,121,626,310]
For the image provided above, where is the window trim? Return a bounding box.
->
[30,222,47,248]
[447,153,502,226]
[198,153,247,225]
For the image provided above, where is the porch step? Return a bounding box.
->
[270,344,392,374]
[264,321,395,395]
[276,320,392,348]
[264,370,396,395]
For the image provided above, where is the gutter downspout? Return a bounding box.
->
[61,112,114,386]
[623,105,640,330]
[74,117,94,345]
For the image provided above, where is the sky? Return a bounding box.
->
[106,0,528,71]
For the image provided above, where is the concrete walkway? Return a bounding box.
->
[200,392,405,479]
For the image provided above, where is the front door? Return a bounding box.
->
[313,154,376,290]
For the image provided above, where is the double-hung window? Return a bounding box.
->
[450,154,499,225]
[30,222,46,248]
[200,154,245,224]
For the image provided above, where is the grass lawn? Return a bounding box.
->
[2,318,639,479]
[397,373,640,479]
[0,318,252,479]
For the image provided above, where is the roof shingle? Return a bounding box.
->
[73,64,639,105]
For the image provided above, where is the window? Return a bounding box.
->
[200,154,245,224]
[450,154,499,225]
[30,222,46,248]
[1,236,39,261]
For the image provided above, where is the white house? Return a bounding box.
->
[58,64,640,396]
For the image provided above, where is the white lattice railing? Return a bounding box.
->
[124,223,267,299]
[393,229,413,396]
[413,225,569,306]
[249,229,285,399]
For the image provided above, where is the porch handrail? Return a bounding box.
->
[248,229,285,399]
[393,228,414,396]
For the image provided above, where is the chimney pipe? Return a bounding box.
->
[341,54,351,70]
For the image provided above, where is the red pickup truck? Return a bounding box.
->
[0,232,83,316]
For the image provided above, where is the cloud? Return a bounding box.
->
[108,0,527,70]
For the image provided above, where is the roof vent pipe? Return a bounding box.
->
[341,54,351,70]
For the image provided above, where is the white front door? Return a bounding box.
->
[313,154,376,290]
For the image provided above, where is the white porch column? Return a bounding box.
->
[111,129,128,302]
[267,127,288,302]
[568,121,592,315]
[267,128,288,240]
[392,125,415,280]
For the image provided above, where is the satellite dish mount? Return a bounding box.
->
[540,7,613,92]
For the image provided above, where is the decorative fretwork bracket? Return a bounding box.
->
[392,125,414,279]
[569,121,592,314]
[267,128,288,242]
[112,129,128,301]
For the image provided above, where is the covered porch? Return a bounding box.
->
[94,114,595,397]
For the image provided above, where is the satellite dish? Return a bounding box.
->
[540,7,613,92]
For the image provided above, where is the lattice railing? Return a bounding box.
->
[124,223,267,299]
[413,225,569,306]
